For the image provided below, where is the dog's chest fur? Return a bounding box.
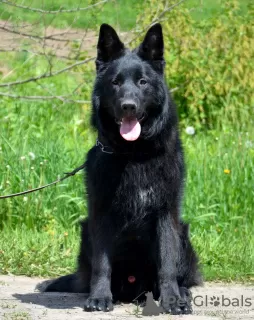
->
[86,147,182,225]
[114,160,163,212]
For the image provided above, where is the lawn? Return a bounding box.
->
[0,0,252,30]
[1,98,253,281]
[0,0,253,283]
[0,0,141,31]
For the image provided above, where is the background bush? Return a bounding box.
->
[135,0,254,128]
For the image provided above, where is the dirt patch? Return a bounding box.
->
[0,20,97,59]
[0,275,253,320]
[0,20,130,60]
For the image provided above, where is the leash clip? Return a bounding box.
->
[96,139,114,154]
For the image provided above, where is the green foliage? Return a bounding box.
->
[1,103,254,279]
[0,101,90,230]
[135,0,254,128]
[0,227,78,276]
[0,0,141,31]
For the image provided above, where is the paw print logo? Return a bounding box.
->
[210,296,220,307]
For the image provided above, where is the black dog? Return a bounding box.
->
[46,219,201,308]
[45,23,202,314]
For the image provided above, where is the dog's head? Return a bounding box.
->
[93,23,171,142]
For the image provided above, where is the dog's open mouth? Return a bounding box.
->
[116,115,144,141]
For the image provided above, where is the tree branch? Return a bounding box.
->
[126,0,186,45]
[0,57,95,88]
[0,92,90,104]
[0,48,74,60]
[155,0,186,22]
[0,25,80,42]
[0,0,109,14]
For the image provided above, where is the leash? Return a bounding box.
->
[0,162,86,200]
[0,137,147,200]
[0,139,112,200]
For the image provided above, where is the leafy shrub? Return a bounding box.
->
[135,1,254,128]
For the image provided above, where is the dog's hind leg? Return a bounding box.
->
[178,222,203,289]
[176,222,203,314]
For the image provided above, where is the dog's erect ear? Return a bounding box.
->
[137,24,164,72]
[96,24,124,68]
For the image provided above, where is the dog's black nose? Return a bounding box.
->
[121,101,137,112]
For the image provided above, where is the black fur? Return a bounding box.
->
[45,23,202,315]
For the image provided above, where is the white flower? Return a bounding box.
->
[245,141,253,148]
[6,165,10,169]
[28,152,36,160]
[23,197,28,202]
[75,119,83,126]
[31,167,34,170]
[20,156,26,161]
[185,126,195,135]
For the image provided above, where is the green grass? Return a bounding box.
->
[0,0,252,32]
[0,0,141,31]
[183,130,254,281]
[0,226,78,277]
[0,95,253,280]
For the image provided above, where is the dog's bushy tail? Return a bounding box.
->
[43,273,88,293]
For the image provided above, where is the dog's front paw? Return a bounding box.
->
[179,287,193,314]
[160,300,182,315]
[160,290,182,315]
[160,292,192,315]
[181,304,193,314]
[84,296,113,312]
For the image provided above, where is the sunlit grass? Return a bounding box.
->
[0,97,253,280]
[0,0,252,31]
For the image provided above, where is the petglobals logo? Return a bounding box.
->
[193,295,252,309]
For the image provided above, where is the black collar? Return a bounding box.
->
[96,138,158,156]
[96,138,136,155]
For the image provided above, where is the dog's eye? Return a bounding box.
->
[139,79,147,85]
[112,79,119,86]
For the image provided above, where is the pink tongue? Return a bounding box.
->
[120,117,141,141]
